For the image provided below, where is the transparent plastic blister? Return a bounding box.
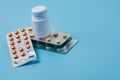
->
[6,28,37,67]
[28,26,78,53]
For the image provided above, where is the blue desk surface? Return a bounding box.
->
[1,0,120,80]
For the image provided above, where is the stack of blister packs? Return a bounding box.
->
[6,6,78,67]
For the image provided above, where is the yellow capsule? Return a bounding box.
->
[53,32,58,37]
[28,27,33,31]
[46,37,51,42]
[30,33,35,38]
[38,37,43,40]
[55,39,61,44]
[62,33,68,39]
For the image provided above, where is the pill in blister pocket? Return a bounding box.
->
[14,31,19,34]
[20,28,25,32]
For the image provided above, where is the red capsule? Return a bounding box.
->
[25,40,29,44]
[9,37,14,41]
[10,41,14,45]
[20,28,25,32]
[17,38,21,43]
[21,52,25,57]
[22,32,27,36]
[11,45,15,50]
[11,50,16,54]
[19,48,24,52]
[23,36,28,40]
[14,30,19,34]
[26,44,30,49]
[13,54,18,59]
[15,34,20,38]
[8,33,12,37]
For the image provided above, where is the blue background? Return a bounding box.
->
[0,0,120,80]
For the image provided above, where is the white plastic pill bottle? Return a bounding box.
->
[31,6,51,37]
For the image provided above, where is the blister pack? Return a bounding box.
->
[28,27,78,53]
[6,28,37,67]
